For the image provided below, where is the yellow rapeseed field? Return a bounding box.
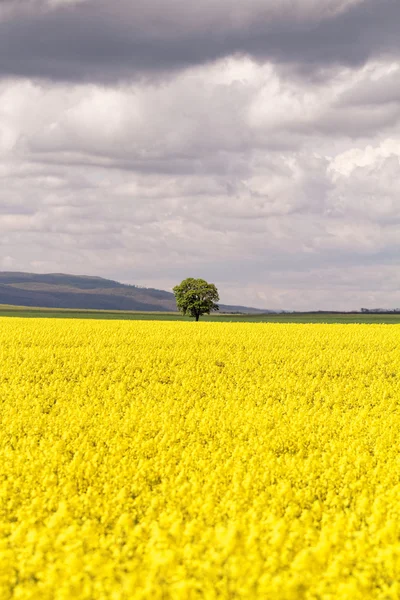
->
[1,318,400,599]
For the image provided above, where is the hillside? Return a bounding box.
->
[0,272,269,314]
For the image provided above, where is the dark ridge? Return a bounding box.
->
[0,272,268,314]
[0,272,124,289]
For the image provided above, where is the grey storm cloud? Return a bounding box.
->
[1,0,400,310]
[0,0,400,82]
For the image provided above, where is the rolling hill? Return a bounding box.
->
[0,272,269,314]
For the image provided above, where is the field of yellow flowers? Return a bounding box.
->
[1,318,400,599]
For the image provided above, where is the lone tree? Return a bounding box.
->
[173,278,219,321]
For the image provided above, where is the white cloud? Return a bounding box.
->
[1,33,400,309]
[331,140,400,176]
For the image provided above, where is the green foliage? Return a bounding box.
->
[173,278,219,321]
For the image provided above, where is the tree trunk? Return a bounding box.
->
[195,314,200,321]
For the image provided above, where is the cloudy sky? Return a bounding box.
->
[1,0,400,310]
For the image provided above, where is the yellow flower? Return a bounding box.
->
[1,318,400,598]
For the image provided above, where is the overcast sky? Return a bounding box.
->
[1,0,400,310]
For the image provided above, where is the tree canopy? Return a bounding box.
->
[173,278,219,321]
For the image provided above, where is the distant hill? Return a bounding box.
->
[0,272,271,314]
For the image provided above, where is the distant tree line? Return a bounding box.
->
[361,308,400,313]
